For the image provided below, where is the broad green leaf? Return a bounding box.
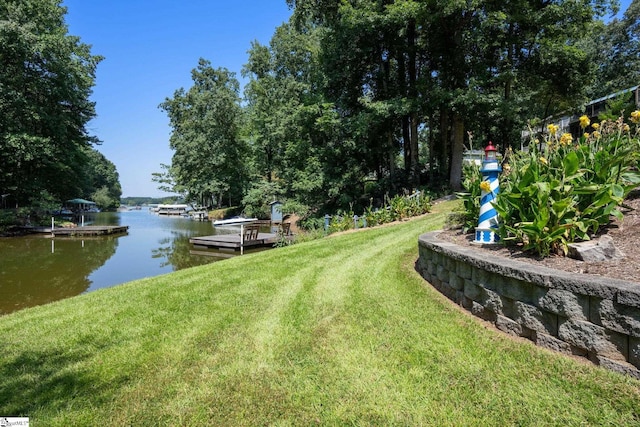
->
[563,151,579,176]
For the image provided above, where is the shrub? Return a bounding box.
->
[456,162,483,233]
[493,113,640,256]
[363,191,432,228]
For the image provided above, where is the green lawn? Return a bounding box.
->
[1,200,638,426]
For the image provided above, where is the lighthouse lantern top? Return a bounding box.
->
[484,142,497,161]
[480,141,501,173]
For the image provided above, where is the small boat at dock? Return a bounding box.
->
[212,217,258,227]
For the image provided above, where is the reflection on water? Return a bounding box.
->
[0,209,233,315]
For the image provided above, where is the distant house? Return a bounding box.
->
[567,85,640,136]
[556,85,639,136]
[521,85,640,145]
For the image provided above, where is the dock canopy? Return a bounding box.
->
[66,198,96,205]
[65,198,97,212]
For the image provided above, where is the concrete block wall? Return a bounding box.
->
[417,231,640,378]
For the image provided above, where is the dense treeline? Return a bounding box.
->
[160,0,637,218]
[120,197,180,207]
[0,0,121,211]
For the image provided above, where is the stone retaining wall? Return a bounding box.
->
[417,231,640,378]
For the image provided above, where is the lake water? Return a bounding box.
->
[0,209,253,315]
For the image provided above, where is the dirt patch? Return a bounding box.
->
[437,191,640,284]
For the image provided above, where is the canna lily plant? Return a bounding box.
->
[491,112,640,257]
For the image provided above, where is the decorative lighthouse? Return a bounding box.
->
[474,142,502,244]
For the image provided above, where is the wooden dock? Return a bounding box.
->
[189,232,280,250]
[27,225,129,237]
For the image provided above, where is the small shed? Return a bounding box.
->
[270,200,283,223]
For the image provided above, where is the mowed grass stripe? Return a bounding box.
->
[0,201,638,425]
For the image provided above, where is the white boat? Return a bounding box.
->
[212,217,258,227]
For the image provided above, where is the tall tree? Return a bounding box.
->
[0,0,102,205]
[81,148,122,210]
[288,0,615,193]
[588,0,640,99]
[160,59,248,207]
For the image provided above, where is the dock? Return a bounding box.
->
[189,232,280,250]
[27,225,129,237]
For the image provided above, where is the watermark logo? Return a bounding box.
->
[0,418,29,427]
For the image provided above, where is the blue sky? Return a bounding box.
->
[62,1,632,198]
[63,0,293,198]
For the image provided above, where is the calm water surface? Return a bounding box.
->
[0,209,242,315]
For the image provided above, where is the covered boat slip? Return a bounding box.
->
[155,204,189,215]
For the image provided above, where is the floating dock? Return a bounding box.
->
[27,225,129,237]
[189,232,281,250]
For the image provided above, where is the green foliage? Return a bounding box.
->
[363,191,432,230]
[328,206,356,233]
[0,0,103,205]
[597,94,638,122]
[586,1,640,99]
[0,210,15,231]
[455,162,482,233]
[494,115,640,256]
[121,197,180,206]
[241,180,285,219]
[82,148,122,210]
[209,206,242,221]
[162,0,626,217]
[91,187,115,211]
[160,59,248,208]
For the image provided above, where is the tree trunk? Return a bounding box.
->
[438,107,450,180]
[449,113,465,191]
[428,116,435,184]
[407,18,419,187]
[410,113,419,187]
[402,116,411,172]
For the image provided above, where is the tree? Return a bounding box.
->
[160,59,248,208]
[588,0,640,99]
[82,148,122,210]
[0,0,102,205]
[151,163,185,197]
[288,0,616,193]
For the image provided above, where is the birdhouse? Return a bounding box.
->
[270,200,283,223]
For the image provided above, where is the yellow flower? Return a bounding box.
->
[623,123,631,132]
[559,133,573,146]
[479,180,492,192]
[547,124,559,135]
[631,110,640,124]
[592,122,600,130]
[592,131,601,139]
[583,133,589,139]
[539,157,548,165]
[579,115,590,129]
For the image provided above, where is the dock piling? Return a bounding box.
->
[240,224,244,255]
